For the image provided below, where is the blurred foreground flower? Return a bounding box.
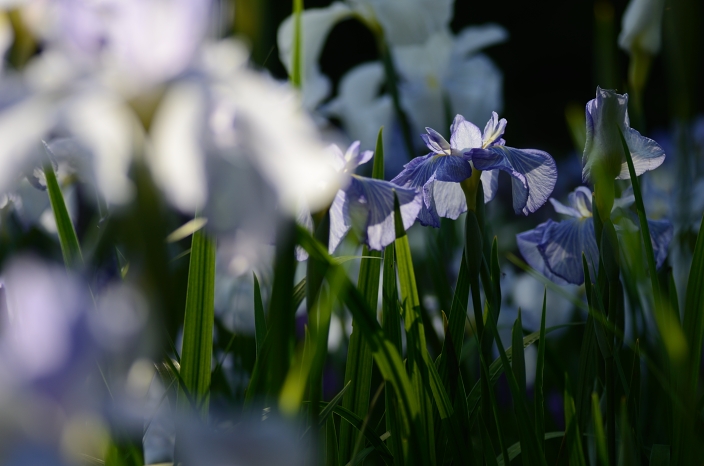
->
[517,186,672,285]
[0,257,149,464]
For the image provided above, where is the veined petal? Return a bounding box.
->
[277,3,354,109]
[449,114,482,153]
[536,217,598,285]
[429,180,467,220]
[340,176,422,250]
[516,221,571,285]
[615,127,666,179]
[423,127,452,154]
[549,198,582,218]
[329,189,350,253]
[471,145,557,214]
[481,111,507,147]
[481,169,499,203]
[391,151,472,188]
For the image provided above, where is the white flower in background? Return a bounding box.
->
[323,62,393,156]
[618,0,666,55]
[394,25,507,143]
[277,0,453,109]
[324,24,506,158]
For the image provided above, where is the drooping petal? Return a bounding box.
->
[615,127,666,179]
[449,114,482,153]
[520,217,598,285]
[277,3,354,109]
[540,218,598,285]
[471,145,557,215]
[481,169,499,202]
[647,218,673,269]
[391,152,472,189]
[328,189,350,254]
[516,221,570,285]
[336,176,422,250]
[430,181,467,219]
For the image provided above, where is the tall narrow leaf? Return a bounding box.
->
[340,127,385,463]
[44,161,83,268]
[564,375,586,466]
[253,273,266,358]
[393,194,434,464]
[535,290,547,450]
[180,225,216,416]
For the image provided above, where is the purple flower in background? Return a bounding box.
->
[582,87,665,182]
[391,112,557,227]
[517,186,672,285]
[328,142,422,252]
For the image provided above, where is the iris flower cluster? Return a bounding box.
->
[517,87,672,285]
[317,111,557,253]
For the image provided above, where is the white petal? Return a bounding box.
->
[365,0,453,46]
[277,2,354,109]
[150,81,208,213]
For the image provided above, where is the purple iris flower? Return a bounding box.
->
[517,186,673,285]
[391,112,557,227]
[582,87,665,182]
[312,142,422,253]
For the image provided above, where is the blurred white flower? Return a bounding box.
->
[324,25,505,155]
[618,0,666,55]
[150,40,344,221]
[394,25,506,142]
[277,0,454,109]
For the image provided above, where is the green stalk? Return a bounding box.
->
[44,162,83,268]
[179,225,216,417]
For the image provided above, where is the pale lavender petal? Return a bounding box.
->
[482,111,507,147]
[516,221,570,286]
[342,177,421,250]
[429,180,467,220]
[481,169,499,202]
[471,145,557,214]
[423,127,452,154]
[537,217,598,285]
[328,190,350,253]
[549,198,582,218]
[615,127,666,179]
[449,114,482,152]
[391,152,472,188]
